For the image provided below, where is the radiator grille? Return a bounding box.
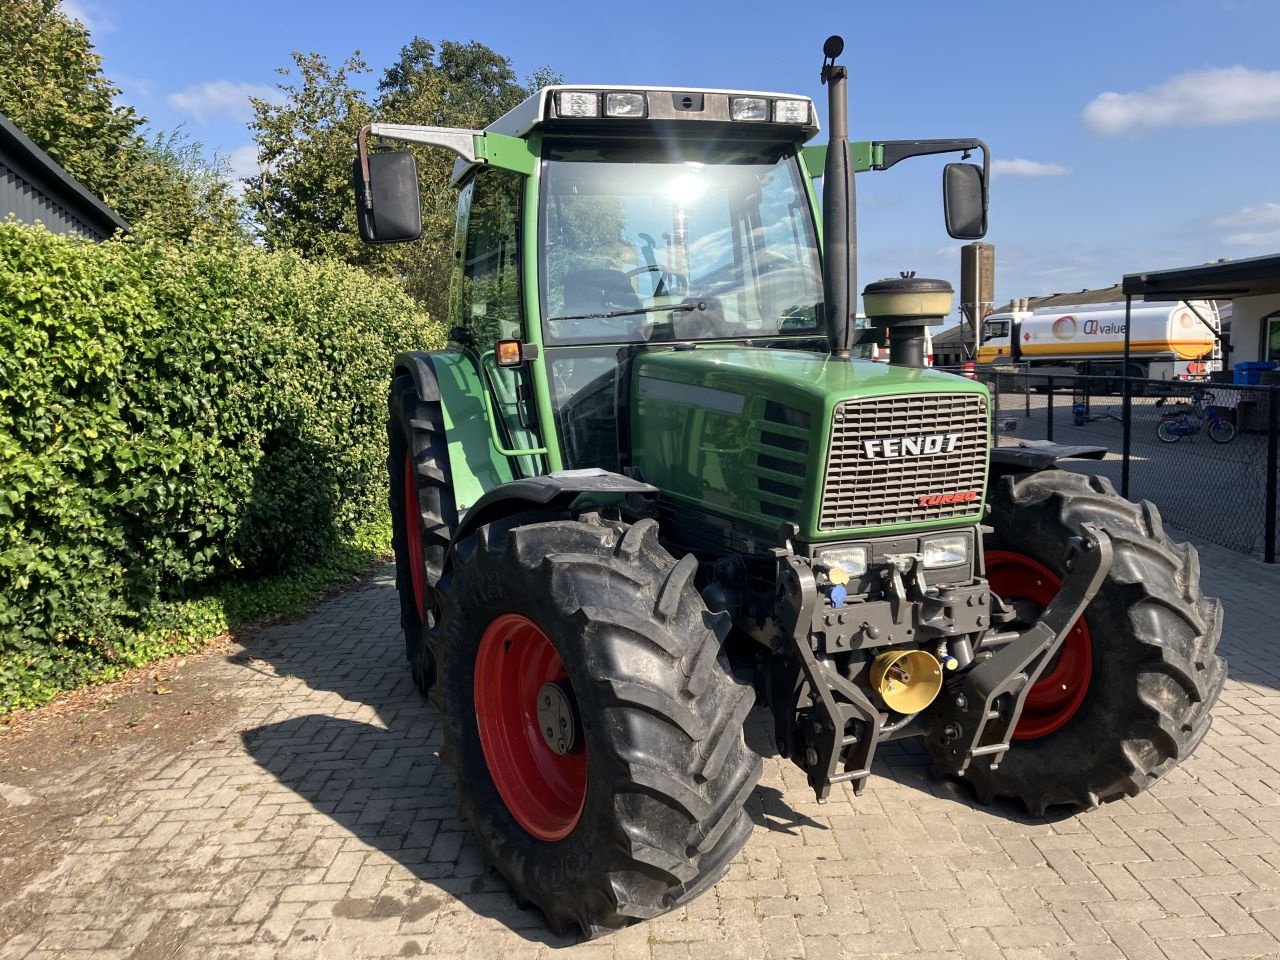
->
[819,393,988,530]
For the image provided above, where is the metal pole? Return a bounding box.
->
[821,40,854,358]
[1122,295,1133,499]
[1047,375,1054,442]
[1267,385,1278,564]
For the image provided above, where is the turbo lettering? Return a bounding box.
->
[918,491,979,507]
[862,434,961,459]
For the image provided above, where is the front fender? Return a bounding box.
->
[446,469,658,569]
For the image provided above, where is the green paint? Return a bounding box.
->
[477,350,550,458]
[426,351,514,510]
[475,132,538,176]
[520,140,565,471]
[630,348,990,542]
[800,141,876,177]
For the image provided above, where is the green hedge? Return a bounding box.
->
[0,222,442,710]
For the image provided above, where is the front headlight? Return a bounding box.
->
[921,533,969,569]
[814,545,869,581]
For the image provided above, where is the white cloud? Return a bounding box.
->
[167,81,280,124]
[1223,229,1280,248]
[227,145,261,181]
[1214,202,1280,228]
[60,0,114,33]
[1083,66,1280,135]
[990,158,1069,178]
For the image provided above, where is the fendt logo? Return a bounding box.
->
[862,433,961,459]
[919,491,979,507]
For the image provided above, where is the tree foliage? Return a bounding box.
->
[246,40,559,324]
[0,222,442,710]
[0,0,240,241]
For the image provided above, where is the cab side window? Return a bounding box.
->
[460,169,523,342]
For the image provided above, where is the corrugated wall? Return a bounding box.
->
[0,159,107,241]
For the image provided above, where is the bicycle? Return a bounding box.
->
[1157,390,1235,443]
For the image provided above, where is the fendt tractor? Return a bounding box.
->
[353,37,1226,937]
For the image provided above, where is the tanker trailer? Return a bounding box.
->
[977,299,1221,385]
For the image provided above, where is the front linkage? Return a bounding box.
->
[773,525,1114,801]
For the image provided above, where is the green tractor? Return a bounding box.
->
[355,37,1225,937]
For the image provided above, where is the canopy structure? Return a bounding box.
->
[1123,254,1280,302]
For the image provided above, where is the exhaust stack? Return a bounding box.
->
[821,36,856,358]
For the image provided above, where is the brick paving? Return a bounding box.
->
[3,533,1280,959]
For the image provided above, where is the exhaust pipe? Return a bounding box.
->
[821,36,856,359]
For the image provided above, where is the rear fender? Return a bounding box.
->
[393,350,513,512]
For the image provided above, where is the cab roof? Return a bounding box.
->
[452,85,820,183]
[485,85,820,140]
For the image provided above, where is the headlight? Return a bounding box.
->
[921,534,969,568]
[605,92,646,118]
[556,91,599,118]
[731,96,769,121]
[773,99,810,124]
[814,545,869,580]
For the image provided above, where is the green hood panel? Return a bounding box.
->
[630,347,990,541]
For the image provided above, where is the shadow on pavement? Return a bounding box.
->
[236,572,575,946]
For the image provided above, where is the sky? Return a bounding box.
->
[63,0,1280,312]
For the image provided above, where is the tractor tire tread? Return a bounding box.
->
[948,469,1225,815]
[437,514,759,938]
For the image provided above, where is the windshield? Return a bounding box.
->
[983,319,1010,341]
[539,145,823,345]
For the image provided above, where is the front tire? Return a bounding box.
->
[942,471,1226,815]
[436,515,761,938]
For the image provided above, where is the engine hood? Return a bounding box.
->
[630,347,990,543]
[633,347,988,406]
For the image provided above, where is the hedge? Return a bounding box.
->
[0,222,443,710]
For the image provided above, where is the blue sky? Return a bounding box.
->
[65,0,1280,309]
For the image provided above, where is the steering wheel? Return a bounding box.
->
[626,264,687,298]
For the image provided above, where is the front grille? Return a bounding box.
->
[819,393,988,530]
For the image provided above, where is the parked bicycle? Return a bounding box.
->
[1157,388,1235,443]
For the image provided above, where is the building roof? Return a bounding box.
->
[1123,255,1280,301]
[994,283,1128,313]
[0,109,129,239]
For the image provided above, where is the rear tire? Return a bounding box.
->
[939,471,1226,815]
[437,515,761,938]
[388,374,458,696]
[1156,419,1182,443]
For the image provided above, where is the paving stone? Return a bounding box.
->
[2,542,1278,959]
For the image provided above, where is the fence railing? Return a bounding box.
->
[939,364,1280,563]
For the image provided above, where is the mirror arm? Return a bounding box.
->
[875,138,990,223]
[356,122,486,209]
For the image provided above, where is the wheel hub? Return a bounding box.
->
[986,550,1093,740]
[473,614,588,841]
[537,680,578,756]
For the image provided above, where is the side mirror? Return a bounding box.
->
[352,150,422,243]
[943,162,987,240]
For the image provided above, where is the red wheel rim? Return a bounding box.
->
[474,614,587,841]
[986,550,1093,740]
[403,452,426,621]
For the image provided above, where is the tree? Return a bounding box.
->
[246,40,560,324]
[0,0,243,242]
[244,52,374,265]
[0,0,141,217]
